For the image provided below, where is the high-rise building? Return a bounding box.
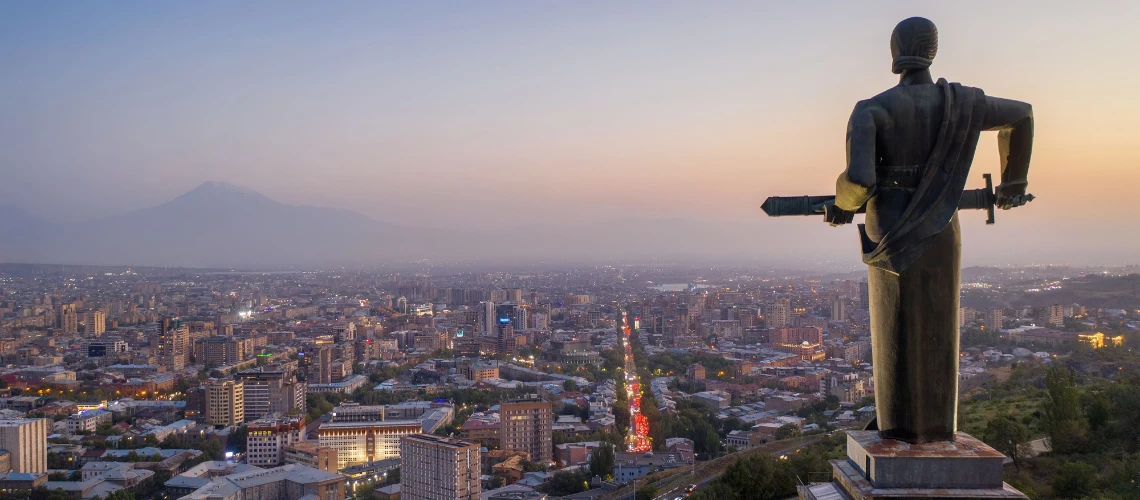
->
[400,434,481,500]
[1036,304,1064,328]
[767,299,791,328]
[494,304,518,355]
[84,311,106,336]
[0,419,49,473]
[958,307,976,327]
[196,336,247,367]
[482,301,496,336]
[58,304,78,334]
[238,370,306,421]
[313,347,333,385]
[158,317,189,371]
[830,296,845,322]
[984,308,1004,332]
[206,379,245,427]
[334,322,355,342]
[246,415,305,467]
[317,421,423,469]
[499,397,552,463]
[513,304,529,330]
[858,282,870,311]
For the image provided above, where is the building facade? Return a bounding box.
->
[238,370,306,421]
[157,318,189,371]
[400,434,481,500]
[499,398,552,463]
[282,442,339,473]
[984,308,1003,332]
[0,419,48,473]
[317,421,422,470]
[246,416,305,467]
[65,410,112,434]
[206,379,245,427]
[85,311,106,336]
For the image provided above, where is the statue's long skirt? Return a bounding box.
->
[868,214,960,443]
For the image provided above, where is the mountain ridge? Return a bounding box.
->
[0,181,854,268]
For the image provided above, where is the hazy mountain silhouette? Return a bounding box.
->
[0,181,852,268]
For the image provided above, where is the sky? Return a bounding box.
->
[2,1,1139,266]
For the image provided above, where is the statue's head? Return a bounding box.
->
[890,17,938,74]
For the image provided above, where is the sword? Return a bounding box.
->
[761,173,1034,225]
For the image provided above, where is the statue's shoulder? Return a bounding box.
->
[863,81,984,110]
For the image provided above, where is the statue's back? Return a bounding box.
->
[864,83,951,242]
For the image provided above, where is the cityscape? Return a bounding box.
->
[3,2,1140,500]
[0,263,1135,499]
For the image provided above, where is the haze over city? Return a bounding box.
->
[4,5,1140,500]
[3,1,1139,268]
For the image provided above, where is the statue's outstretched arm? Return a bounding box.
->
[983,97,1033,208]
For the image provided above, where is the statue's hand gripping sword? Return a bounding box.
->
[760,173,1034,225]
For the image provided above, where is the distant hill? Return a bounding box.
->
[0,182,420,268]
[0,182,851,268]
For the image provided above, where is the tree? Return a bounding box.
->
[692,452,797,500]
[635,484,657,500]
[589,443,615,479]
[384,467,400,485]
[982,416,1030,471]
[775,423,800,440]
[613,404,630,432]
[226,425,248,453]
[538,470,590,497]
[1043,364,1086,454]
[1052,461,1098,499]
[564,380,578,392]
[1085,395,1110,432]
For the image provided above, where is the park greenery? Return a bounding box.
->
[688,434,846,500]
[956,341,1140,499]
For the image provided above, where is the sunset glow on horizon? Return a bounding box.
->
[3,1,1139,266]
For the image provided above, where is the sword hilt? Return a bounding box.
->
[958,173,1035,224]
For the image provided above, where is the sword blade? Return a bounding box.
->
[762,189,995,217]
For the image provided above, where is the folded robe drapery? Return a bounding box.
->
[858,78,988,275]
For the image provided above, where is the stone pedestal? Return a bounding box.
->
[798,431,1027,500]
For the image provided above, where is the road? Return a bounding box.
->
[622,311,651,453]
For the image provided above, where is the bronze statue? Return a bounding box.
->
[765,17,1034,444]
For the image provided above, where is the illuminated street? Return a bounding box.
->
[622,311,652,453]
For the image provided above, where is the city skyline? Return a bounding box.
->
[3,2,1139,267]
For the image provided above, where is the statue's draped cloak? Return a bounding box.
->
[858,79,987,274]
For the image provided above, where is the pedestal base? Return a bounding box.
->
[798,432,1027,500]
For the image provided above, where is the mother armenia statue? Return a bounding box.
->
[823,17,1034,443]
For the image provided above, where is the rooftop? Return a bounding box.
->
[402,433,478,449]
[0,418,45,427]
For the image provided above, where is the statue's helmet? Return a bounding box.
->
[890,17,938,74]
